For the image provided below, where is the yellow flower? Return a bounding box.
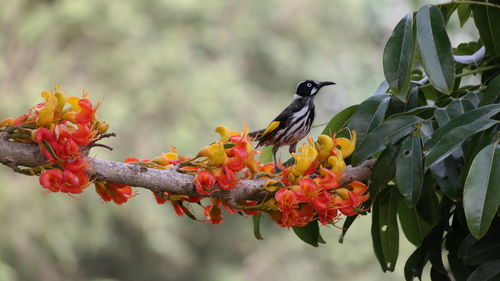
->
[66,96,81,112]
[215,124,249,142]
[336,130,357,158]
[162,146,179,161]
[152,147,179,166]
[290,143,318,177]
[316,135,334,162]
[36,91,58,127]
[328,153,346,174]
[198,141,228,166]
[54,91,66,114]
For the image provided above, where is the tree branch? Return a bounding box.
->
[0,132,376,201]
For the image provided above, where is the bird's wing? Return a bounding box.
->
[255,101,304,146]
[261,121,281,138]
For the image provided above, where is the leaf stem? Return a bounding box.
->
[437,1,500,10]
[455,64,500,78]
[418,65,500,89]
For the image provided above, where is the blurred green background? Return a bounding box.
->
[0,0,477,280]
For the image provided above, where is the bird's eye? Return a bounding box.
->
[307,83,312,87]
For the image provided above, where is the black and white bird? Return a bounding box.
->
[250,80,335,165]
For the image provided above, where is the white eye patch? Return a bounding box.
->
[307,83,312,87]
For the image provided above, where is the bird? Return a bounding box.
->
[250,80,335,166]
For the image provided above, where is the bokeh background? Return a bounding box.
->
[0,0,478,280]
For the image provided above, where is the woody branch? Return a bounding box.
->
[0,132,376,200]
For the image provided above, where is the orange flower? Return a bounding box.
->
[275,188,299,210]
[312,193,339,225]
[319,168,341,190]
[194,170,216,195]
[95,182,134,205]
[296,178,320,203]
[278,204,314,227]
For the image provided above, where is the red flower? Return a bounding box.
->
[153,192,168,204]
[75,99,95,123]
[71,123,95,146]
[296,178,320,203]
[61,162,89,193]
[216,166,239,190]
[347,181,369,209]
[278,204,314,227]
[332,195,357,216]
[39,169,65,192]
[124,158,140,163]
[312,193,339,225]
[204,203,223,224]
[194,170,216,195]
[275,188,299,211]
[95,182,134,205]
[319,168,341,190]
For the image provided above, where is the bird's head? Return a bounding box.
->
[294,80,335,99]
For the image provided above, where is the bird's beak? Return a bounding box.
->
[318,81,336,88]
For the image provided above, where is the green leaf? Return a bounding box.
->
[321,105,358,136]
[438,3,458,23]
[457,4,472,28]
[426,104,500,149]
[459,232,500,265]
[424,118,498,168]
[293,220,320,247]
[466,259,500,281]
[434,98,476,127]
[259,145,274,163]
[385,95,406,117]
[338,215,357,244]
[383,13,415,98]
[352,116,422,166]
[396,134,423,207]
[464,144,500,239]
[406,87,419,110]
[348,94,391,145]
[416,5,455,94]
[430,155,462,200]
[404,246,428,281]
[369,144,401,198]
[480,74,500,107]
[252,214,263,240]
[460,130,498,185]
[446,231,470,281]
[417,173,441,226]
[371,188,400,272]
[387,105,437,121]
[472,1,500,57]
[398,197,432,246]
[374,80,390,96]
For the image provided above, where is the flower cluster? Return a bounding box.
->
[261,132,369,227]
[0,86,133,203]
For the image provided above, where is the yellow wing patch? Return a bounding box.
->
[262,121,280,137]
